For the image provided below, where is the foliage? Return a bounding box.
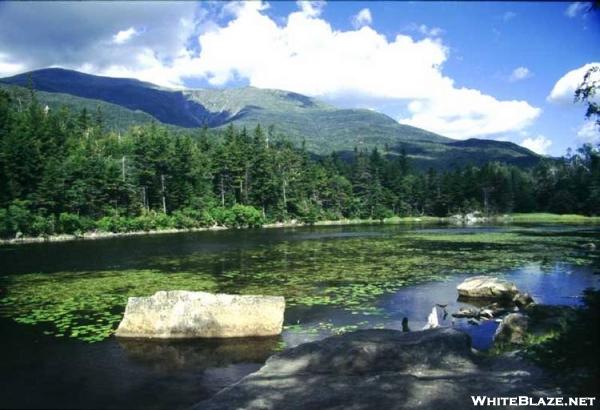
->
[228,204,264,228]
[1,201,32,236]
[523,289,600,395]
[0,87,599,240]
[575,65,600,128]
[57,212,93,235]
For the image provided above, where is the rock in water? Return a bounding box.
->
[457,276,519,300]
[513,292,535,308]
[115,291,285,338]
[452,307,481,319]
[494,313,529,345]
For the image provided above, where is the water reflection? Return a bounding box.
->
[286,265,599,351]
[118,336,281,372]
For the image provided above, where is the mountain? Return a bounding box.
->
[0,68,540,169]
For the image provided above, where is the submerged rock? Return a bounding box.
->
[494,313,529,345]
[195,328,559,410]
[452,303,510,320]
[115,290,285,338]
[457,276,519,300]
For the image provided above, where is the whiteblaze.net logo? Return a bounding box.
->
[471,396,597,407]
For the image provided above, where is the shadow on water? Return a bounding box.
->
[0,317,279,410]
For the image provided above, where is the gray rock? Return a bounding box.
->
[494,313,529,345]
[513,292,535,308]
[457,276,519,300]
[115,290,285,338]
[195,328,559,410]
[452,302,509,320]
[451,307,481,318]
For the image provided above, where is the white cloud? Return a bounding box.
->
[112,27,138,45]
[565,2,588,18]
[189,2,538,139]
[401,89,540,139]
[0,53,25,77]
[351,8,372,29]
[0,1,199,87]
[577,120,600,144]
[420,25,444,37]
[296,1,325,18]
[406,23,444,37]
[509,66,531,82]
[0,1,541,139]
[502,11,517,21]
[520,135,553,155]
[548,62,600,104]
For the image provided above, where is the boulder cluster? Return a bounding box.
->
[453,275,536,345]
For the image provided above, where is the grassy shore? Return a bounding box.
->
[507,213,600,224]
[1,213,599,246]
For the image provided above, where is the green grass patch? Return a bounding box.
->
[509,213,600,224]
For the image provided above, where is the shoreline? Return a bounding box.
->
[0,218,436,246]
[1,213,599,246]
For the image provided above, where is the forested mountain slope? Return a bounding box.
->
[0,68,540,169]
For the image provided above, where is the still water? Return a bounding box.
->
[0,224,598,409]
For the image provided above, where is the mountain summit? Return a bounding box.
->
[0,68,540,169]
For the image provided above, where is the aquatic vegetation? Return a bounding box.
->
[0,227,597,342]
[0,270,218,342]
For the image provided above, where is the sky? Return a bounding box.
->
[0,1,598,156]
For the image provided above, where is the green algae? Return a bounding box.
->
[0,226,597,342]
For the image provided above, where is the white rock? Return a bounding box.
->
[115,290,285,339]
[457,276,519,299]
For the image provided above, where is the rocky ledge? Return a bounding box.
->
[194,328,560,410]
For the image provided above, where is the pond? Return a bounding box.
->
[1,224,599,409]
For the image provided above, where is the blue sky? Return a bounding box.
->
[0,1,598,155]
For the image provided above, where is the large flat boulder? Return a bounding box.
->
[194,328,560,410]
[115,291,285,338]
[457,276,519,300]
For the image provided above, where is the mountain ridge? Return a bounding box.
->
[0,68,540,169]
